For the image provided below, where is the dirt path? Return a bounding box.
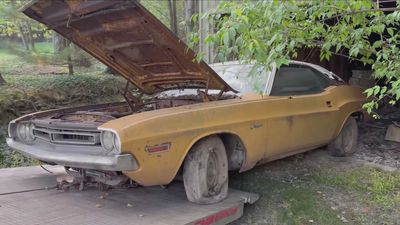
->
[230,120,400,225]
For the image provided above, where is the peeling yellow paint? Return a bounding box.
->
[100,85,366,186]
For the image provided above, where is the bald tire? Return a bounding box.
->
[183,136,228,204]
[328,116,359,157]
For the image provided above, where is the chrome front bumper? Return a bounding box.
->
[6,138,138,171]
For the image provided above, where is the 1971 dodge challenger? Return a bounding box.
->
[7,0,365,204]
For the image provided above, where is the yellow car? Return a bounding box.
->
[8,0,365,204]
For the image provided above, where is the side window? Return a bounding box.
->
[270,65,330,96]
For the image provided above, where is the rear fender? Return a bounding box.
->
[333,110,363,140]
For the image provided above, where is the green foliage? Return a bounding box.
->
[140,0,187,39]
[0,0,50,44]
[193,0,400,115]
[0,74,124,125]
[1,41,54,66]
[230,163,361,225]
[279,187,345,225]
[0,74,124,168]
[34,42,54,54]
[2,74,124,108]
[314,167,400,208]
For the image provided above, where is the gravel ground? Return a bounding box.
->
[230,114,400,225]
[355,120,400,169]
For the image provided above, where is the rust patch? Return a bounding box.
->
[102,20,139,32]
[145,143,171,154]
[286,116,294,128]
[66,0,81,11]
[22,0,236,95]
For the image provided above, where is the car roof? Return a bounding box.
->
[210,60,324,70]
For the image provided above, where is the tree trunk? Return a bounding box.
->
[18,25,29,50]
[67,55,74,75]
[168,0,178,35]
[53,31,67,53]
[27,23,35,51]
[53,31,74,75]
[66,40,74,75]
[184,0,197,35]
[0,73,6,85]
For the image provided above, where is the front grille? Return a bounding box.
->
[33,126,100,145]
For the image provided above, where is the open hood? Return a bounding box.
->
[22,0,235,94]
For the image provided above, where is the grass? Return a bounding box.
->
[0,74,124,114]
[229,163,352,225]
[228,153,400,225]
[314,167,400,208]
[33,42,54,54]
[278,186,346,225]
[0,48,26,74]
[1,42,53,55]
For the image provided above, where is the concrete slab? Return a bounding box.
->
[0,166,258,225]
[385,124,400,143]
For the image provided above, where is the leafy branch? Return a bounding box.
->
[191,0,400,118]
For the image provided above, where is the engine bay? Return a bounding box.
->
[45,91,237,124]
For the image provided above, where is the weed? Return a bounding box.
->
[278,186,346,225]
[229,166,355,225]
[313,167,400,208]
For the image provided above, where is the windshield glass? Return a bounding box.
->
[211,63,268,94]
[155,63,268,97]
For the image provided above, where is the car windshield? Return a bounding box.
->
[156,63,268,97]
[211,64,268,94]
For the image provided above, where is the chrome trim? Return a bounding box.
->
[32,126,101,145]
[263,63,277,96]
[6,138,138,171]
[8,121,17,138]
[98,128,122,154]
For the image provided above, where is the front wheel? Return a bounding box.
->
[183,136,228,204]
[328,116,359,157]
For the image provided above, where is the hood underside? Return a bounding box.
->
[22,0,234,94]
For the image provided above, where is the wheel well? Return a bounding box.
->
[217,133,246,171]
[351,111,363,121]
[180,133,246,173]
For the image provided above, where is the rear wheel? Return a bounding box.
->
[328,116,358,156]
[183,136,228,204]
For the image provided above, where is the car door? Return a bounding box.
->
[267,64,338,154]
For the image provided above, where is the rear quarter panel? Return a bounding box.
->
[329,85,366,138]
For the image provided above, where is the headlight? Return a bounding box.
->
[17,124,27,140]
[16,123,35,142]
[100,130,121,154]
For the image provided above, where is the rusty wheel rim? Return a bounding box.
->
[206,151,218,190]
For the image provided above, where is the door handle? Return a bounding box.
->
[326,101,332,107]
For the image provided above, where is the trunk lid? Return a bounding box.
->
[22,0,234,94]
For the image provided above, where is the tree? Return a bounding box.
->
[195,0,400,117]
[0,0,49,50]
[53,31,74,75]
[168,0,178,35]
[0,0,36,50]
[184,0,198,41]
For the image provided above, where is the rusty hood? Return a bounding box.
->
[22,0,234,94]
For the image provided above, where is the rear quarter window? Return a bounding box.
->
[270,65,334,96]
